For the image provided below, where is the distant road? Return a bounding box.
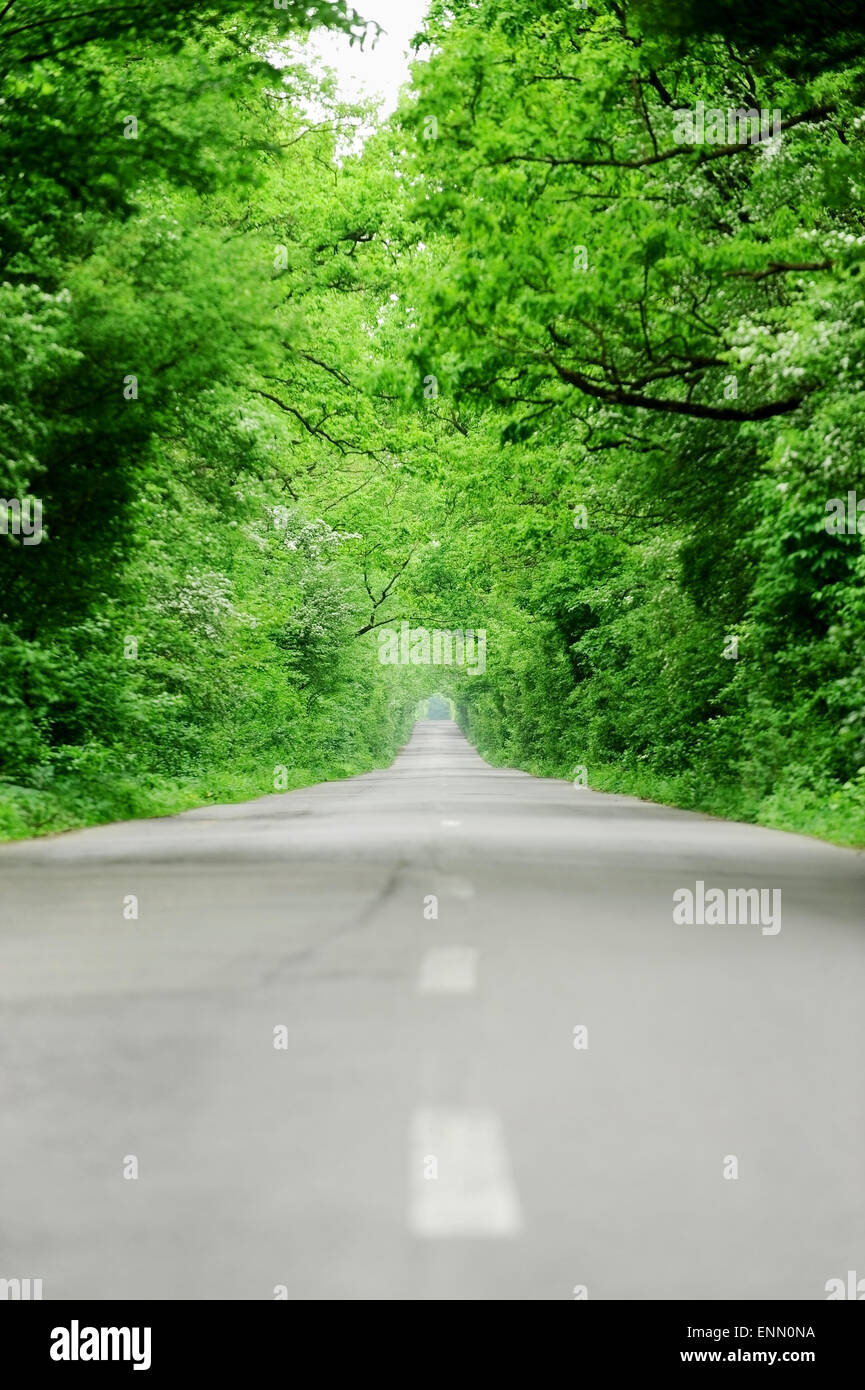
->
[1,720,862,1299]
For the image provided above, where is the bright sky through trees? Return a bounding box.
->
[306,0,430,113]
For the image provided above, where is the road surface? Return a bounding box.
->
[1,720,862,1300]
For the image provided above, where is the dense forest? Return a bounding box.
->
[1,0,864,845]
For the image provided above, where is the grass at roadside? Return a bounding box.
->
[474,746,865,851]
[4,738,863,852]
[0,756,387,843]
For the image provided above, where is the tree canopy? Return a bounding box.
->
[1,0,863,846]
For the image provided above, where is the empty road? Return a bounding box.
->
[1,720,862,1300]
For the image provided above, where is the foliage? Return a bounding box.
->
[1,0,863,849]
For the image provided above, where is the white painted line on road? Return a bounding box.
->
[408,1108,523,1237]
[440,818,461,827]
[418,946,478,995]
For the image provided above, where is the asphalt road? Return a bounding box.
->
[1,720,862,1300]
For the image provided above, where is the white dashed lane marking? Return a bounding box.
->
[408,1108,523,1237]
[440,819,461,827]
[417,946,478,995]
